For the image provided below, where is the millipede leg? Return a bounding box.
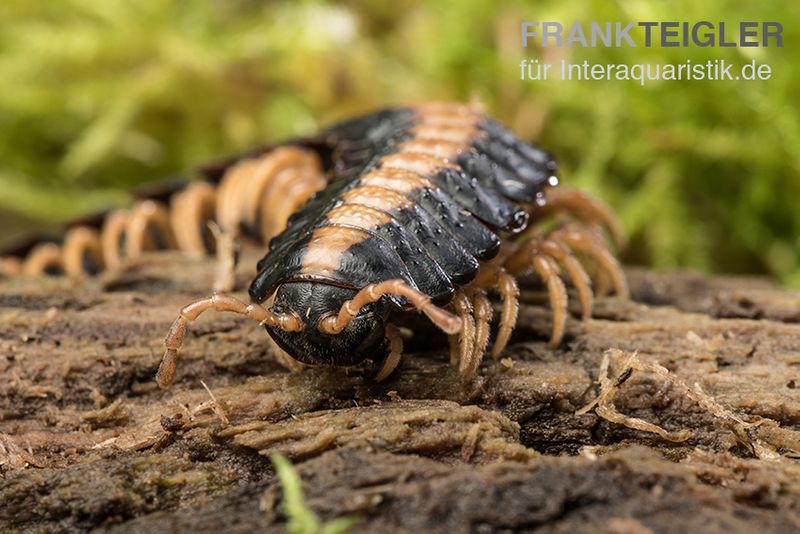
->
[22,243,63,276]
[100,210,131,271]
[491,270,520,359]
[0,257,22,276]
[461,289,492,381]
[170,182,217,258]
[551,226,629,299]
[451,291,475,374]
[317,279,461,336]
[449,334,460,366]
[531,255,568,347]
[375,324,403,382]
[505,238,575,347]
[157,294,304,388]
[520,238,594,320]
[126,200,177,259]
[536,186,626,249]
[63,226,104,277]
[594,266,611,297]
[547,242,592,320]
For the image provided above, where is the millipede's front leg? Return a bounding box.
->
[317,279,461,336]
[471,261,520,360]
[157,294,303,388]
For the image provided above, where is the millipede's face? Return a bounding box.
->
[265,282,389,366]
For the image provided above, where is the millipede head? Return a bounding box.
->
[264,281,391,367]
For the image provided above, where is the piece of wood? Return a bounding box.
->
[1,253,799,532]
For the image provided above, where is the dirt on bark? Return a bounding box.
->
[1,251,800,533]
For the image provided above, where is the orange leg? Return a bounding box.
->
[449,291,475,369]
[507,238,594,321]
[536,187,626,250]
[62,226,104,277]
[460,289,492,381]
[0,257,22,276]
[491,270,520,359]
[528,254,568,347]
[375,324,404,382]
[22,243,62,276]
[100,210,130,271]
[170,182,217,258]
[158,294,304,388]
[126,200,177,259]
[317,279,461,336]
[549,226,629,299]
[470,256,521,360]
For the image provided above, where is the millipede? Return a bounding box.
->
[0,102,629,384]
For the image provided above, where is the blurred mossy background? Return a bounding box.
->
[0,0,798,283]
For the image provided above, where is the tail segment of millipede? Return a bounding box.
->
[0,146,327,280]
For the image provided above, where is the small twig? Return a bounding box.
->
[578,349,800,458]
[577,350,690,443]
[198,379,230,425]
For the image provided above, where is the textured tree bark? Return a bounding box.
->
[1,251,799,533]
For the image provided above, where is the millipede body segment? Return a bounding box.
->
[0,102,628,384]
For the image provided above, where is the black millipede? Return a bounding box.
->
[0,102,629,384]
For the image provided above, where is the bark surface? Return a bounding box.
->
[1,251,800,533]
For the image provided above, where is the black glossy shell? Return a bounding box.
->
[249,104,558,308]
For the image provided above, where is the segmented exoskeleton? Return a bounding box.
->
[0,102,628,383]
